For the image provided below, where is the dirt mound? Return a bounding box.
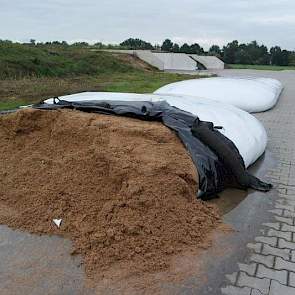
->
[0,109,220,278]
[112,53,156,71]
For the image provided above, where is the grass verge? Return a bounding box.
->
[0,72,198,111]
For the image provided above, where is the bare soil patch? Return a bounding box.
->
[112,53,155,71]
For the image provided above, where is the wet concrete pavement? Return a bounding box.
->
[0,226,94,294]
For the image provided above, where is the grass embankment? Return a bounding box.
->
[0,43,136,79]
[228,64,295,71]
[0,43,196,110]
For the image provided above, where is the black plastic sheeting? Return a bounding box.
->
[33,99,272,199]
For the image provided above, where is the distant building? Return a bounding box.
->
[101,49,224,71]
[135,51,225,71]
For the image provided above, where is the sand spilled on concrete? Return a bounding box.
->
[0,109,220,279]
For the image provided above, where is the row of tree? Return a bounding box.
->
[221,40,290,66]
[159,39,293,66]
[119,38,294,66]
[1,38,294,66]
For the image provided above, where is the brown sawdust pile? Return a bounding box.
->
[0,109,220,278]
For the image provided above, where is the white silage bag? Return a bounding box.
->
[154,77,283,113]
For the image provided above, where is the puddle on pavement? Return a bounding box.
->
[208,150,274,216]
[0,225,94,295]
[208,188,248,215]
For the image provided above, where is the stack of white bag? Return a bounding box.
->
[45,92,267,168]
[154,77,283,113]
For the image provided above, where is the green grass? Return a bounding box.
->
[0,72,198,111]
[0,42,137,79]
[0,100,28,111]
[228,64,295,71]
[101,72,195,93]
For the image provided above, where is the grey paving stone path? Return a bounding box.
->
[218,70,295,295]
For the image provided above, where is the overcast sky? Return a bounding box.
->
[1,0,294,50]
